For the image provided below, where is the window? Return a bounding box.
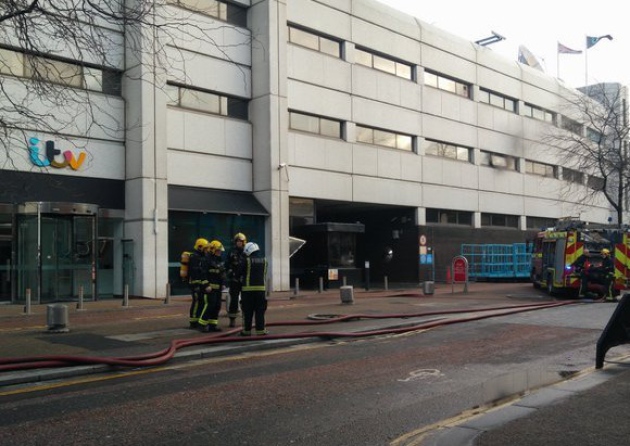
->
[525,160,556,178]
[288,26,341,58]
[168,84,249,120]
[561,116,583,135]
[422,139,470,162]
[0,47,122,95]
[527,216,556,230]
[522,103,555,123]
[173,0,247,27]
[587,175,605,191]
[424,70,470,98]
[481,213,519,228]
[563,168,583,184]
[355,47,414,80]
[426,209,472,226]
[356,125,413,151]
[587,127,603,144]
[289,111,342,138]
[479,151,517,170]
[479,88,517,113]
[0,47,24,76]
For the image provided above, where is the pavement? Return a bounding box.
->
[1,282,630,446]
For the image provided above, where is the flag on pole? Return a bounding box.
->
[557,42,582,54]
[586,35,613,49]
[518,45,544,71]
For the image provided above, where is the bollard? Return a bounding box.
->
[77,285,84,310]
[24,288,32,315]
[46,304,69,333]
[123,284,129,307]
[164,283,171,305]
[340,285,354,304]
[92,282,97,302]
[423,281,435,295]
[291,277,300,299]
[384,275,389,291]
[318,277,324,293]
[342,276,347,287]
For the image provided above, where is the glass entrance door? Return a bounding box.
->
[0,205,12,302]
[16,203,97,303]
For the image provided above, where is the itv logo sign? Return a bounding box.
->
[28,137,86,170]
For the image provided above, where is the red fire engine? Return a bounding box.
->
[530,220,630,297]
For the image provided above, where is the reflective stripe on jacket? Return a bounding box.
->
[242,257,267,292]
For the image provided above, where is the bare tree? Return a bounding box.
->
[0,0,251,177]
[544,82,630,226]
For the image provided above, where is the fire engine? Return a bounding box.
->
[529,219,630,296]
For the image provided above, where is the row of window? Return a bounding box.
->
[426,209,553,229]
[0,47,121,95]
[170,0,247,27]
[166,83,249,120]
[287,110,602,186]
[287,25,576,128]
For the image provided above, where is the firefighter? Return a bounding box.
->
[239,242,268,336]
[225,232,247,328]
[600,248,615,301]
[572,248,592,298]
[198,240,226,333]
[186,238,209,329]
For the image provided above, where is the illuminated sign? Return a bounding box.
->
[28,137,86,170]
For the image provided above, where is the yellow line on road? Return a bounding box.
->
[0,343,327,397]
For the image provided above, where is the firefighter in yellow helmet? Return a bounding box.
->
[600,248,615,301]
[186,238,209,329]
[224,232,247,328]
[198,240,226,332]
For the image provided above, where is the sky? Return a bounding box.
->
[375,0,629,89]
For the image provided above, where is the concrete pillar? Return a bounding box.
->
[251,0,290,292]
[122,3,169,298]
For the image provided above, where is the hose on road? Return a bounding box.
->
[0,299,590,372]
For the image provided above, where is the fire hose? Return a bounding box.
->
[0,299,589,373]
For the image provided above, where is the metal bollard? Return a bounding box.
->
[92,282,97,302]
[318,277,324,293]
[123,284,129,307]
[164,283,171,305]
[46,304,69,333]
[291,278,300,299]
[77,285,84,310]
[24,288,32,315]
[340,285,354,304]
[384,275,389,291]
[342,276,347,287]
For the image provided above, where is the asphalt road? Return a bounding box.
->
[0,302,625,446]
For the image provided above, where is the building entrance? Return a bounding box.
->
[15,202,98,303]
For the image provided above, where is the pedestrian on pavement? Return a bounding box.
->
[185,238,209,329]
[225,232,247,328]
[198,240,226,332]
[239,241,268,336]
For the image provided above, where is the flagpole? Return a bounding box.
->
[584,35,588,85]
[557,45,560,80]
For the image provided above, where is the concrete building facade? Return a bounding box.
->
[0,0,620,302]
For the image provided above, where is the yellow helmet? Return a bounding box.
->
[601,248,611,256]
[194,238,209,250]
[234,232,247,243]
[207,240,225,254]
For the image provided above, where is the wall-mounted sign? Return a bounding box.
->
[28,137,86,170]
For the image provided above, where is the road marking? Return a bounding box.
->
[398,369,443,382]
[0,343,329,396]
